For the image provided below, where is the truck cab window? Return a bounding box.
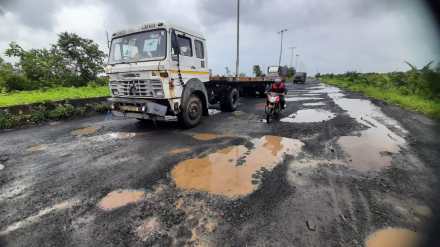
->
[195,40,204,59]
[175,35,192,57]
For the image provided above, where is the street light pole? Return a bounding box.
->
[295,54,300,71]
[277,29,288,67]
[235,0,240,78]
[288,46,296,67]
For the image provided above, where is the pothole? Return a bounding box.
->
[365,228,420,247]
[27,144,48,152]
[169,148,192,155]
[281,109,335,123]
[71,127,99,137]
[303,102,325,106]
[171,135,303,198]
[97,189,145,211]
[285,97,324,102]
[192,133,223,141]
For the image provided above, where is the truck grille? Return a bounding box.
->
[110,80,164,98]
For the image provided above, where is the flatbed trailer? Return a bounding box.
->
[208,76,274,97]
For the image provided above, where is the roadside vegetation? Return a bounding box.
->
[0,32,110,129]
[0,102,110,129]
[0,86,109,107]
[319,61,440,119]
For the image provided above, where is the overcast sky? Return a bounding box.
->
[0,0,439,75]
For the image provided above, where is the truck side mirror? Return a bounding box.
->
[171,29,180,61]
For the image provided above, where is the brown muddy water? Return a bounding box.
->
[98,190,145,211]
[71,127,99,136]
[192,133,222,141]
[169,147,192,155]
[365,228,420,247]
[281,109,336,123]
[27,144,48,152]
[171,135,303,198]
[313,84,407,171]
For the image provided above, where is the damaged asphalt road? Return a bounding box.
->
[1,80,439,246]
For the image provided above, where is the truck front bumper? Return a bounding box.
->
[108,97,178,122]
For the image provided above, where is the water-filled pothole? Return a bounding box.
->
[365,228,420,247]
[171,135,303,198]
[281,109,335,123]
[98,189,145,211]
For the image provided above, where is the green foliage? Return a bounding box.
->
[0,86,109,107]
[0,102,110,129]
[320,62,440,118]
[253,65,263,77]
[3,32,106,92]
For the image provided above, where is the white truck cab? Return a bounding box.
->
[106,22,213,127]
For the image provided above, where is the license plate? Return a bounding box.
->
[120,105,140,112]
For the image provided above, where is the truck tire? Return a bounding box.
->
[220,87,239,112]
[179,95,203,128]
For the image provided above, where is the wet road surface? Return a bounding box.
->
[1,80,439,246]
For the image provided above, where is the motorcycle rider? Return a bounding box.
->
[269,78,287,109]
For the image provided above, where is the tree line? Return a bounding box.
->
[0,32,107,92]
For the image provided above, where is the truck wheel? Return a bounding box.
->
[179,95,203,128]
[220,88,239,112]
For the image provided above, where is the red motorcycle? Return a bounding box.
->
[265,92,283,123]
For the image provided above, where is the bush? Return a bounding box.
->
[48,104,75,119]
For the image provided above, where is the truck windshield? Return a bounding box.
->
[109,29,167,64]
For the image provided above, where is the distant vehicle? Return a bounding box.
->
[267,66,289,79]
[105,21,275,128]
[294,72,307,83]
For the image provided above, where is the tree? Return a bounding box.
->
[56,32,106,85]
[253,65,263,77]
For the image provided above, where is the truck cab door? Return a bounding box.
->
[193,39,209,82]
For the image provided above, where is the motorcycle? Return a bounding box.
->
[265,92,284,123]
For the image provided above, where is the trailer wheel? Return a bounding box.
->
[220,87,239,112]
[179,95,203,128]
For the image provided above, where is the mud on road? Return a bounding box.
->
[0,80,439,246]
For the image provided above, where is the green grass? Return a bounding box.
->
[0,86,110,107]
[322,78,440,119]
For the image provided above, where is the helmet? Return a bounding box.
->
[274,78,282,83]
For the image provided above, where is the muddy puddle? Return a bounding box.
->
[171,135,303,198]
[365,228,420,247]
[169,147,192,155]
[71,127,99,136]
[0,164,4,170]
[326,91,407,171]
[303,102,326,106]
[285,97,324,102]
[192,133,223,141]
[281,109,335,123]
[27,144,48,152]
[98,189,145,211]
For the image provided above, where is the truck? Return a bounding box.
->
[105,21,274,128]
[293,72,307,83]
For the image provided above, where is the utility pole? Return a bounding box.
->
[295,54,300,71]
[235,0,240,78]
[277,29,288,67]
[288,46,296,67]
